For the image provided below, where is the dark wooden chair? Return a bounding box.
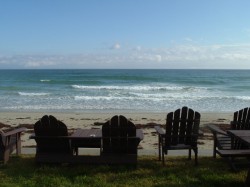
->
[101,115,141,164]
[0,127,26,164]
[208,107,250,170]
[208,107,250,158]
[33,115,73,163]
[154,106,201,165]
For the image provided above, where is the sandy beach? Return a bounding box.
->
[0,111,234,155]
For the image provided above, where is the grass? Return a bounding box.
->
[0,155,247,187]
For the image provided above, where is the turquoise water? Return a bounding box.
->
[0,69,250,112]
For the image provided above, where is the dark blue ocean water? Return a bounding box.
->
[0,69,250,112]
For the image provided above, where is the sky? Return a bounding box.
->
[1,0,250,69]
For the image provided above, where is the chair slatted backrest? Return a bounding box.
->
[34,115,71,154]
[102,115,137,154]
[231,107,250,149]
[165,106,200,147]
[232,107,250,130]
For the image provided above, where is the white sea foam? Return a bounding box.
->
[71,84,204,92]
[18,92,50,96]
[74,96,114,101]
[3,93,250,112]
[234,96,250,100]
[40,79,51,82]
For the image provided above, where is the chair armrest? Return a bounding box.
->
[154,126,165,136]
[207,124,227,136]
[1,127,26,148]
[1,127,26,137]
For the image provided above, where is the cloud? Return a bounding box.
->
[135,46,141,51]
[111,43,121,50]
[184,37,193,42]
[155,55,162,62]
[2,43,250,69]
[0,55,62,68]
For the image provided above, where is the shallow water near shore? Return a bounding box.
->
[1,69,250,112]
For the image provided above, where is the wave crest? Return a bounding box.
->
[71,84,202,92]
[18,92,50,96]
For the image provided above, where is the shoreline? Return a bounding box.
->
[0,111,234,125]
[0,111,234,154]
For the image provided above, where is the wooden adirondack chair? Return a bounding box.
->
[33,115,73,163]
[155,106,201,165]
[0,127,26,164]
[208,107,250,170]
[208,107,250,157]
[101,115,140,164]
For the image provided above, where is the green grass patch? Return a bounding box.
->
[0,155,247,187]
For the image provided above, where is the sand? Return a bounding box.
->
[0,111,234,155]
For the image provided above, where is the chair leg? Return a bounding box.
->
[194,149,198,166]
[16,133,22,155]
[212,133,217,158]
[74,148,79,156]
[188,149,191,160]
[162,149,165,165]
[3,149,10,164]
[158,135,162,161]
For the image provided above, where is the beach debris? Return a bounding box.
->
[135,123,163,129]
[91,127,101,129]
[216,118,227,122]
[15,117,31,120]
[197,141,205,145]
[93,122,105,126]
[80,118,100,120]
[137,145,143,149]
[151,132,157,136]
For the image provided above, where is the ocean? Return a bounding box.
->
[0,69,250,113]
